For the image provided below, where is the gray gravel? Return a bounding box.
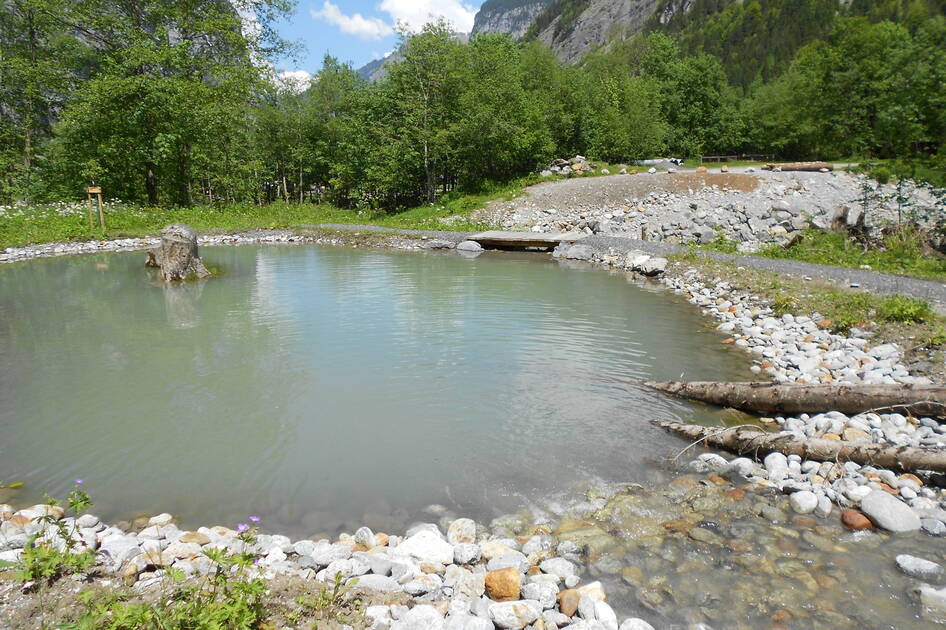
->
[583,234,946,310]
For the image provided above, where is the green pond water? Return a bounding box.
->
[0,245,754,532]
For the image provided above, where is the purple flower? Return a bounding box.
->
[249,516,260,523]
[236,523,249,533]
[74,478,84,485]
[253,557,261,565]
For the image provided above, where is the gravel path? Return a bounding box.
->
[583,234,946,310]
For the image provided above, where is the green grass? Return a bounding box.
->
[756,229,946,280]
[854,159,946,188]
[0,166,645,249]
[673,252,944,338]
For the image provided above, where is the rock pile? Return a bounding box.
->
[499,170,944,250]
[542,156,598,177]
[0,507,656,630]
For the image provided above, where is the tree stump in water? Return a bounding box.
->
[146,224,211,282]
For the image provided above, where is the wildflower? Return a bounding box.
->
[237,523,249,533]
[249,515,260,523]
[74,478,84,484]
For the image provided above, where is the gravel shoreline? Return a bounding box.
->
[3,230,946,628]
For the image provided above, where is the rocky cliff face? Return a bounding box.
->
[533,0,662,64]
[472,0,553,39]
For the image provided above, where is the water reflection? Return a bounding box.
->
[0,246,754,534]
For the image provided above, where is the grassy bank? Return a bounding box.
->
[757,230,946,281]
[671,253,946,376]
[699,228,946,282]
[0,176,552,249]
[0,199,482,250]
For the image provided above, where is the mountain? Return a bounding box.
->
[357,55,391,82]
[356,33,470,83]
[524,0,661,63]
[471,0,554,38]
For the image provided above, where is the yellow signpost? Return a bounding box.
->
[85,185,105,229]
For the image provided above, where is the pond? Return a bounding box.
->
[0,245,753,535]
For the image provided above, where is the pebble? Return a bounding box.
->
[489,600,542,630]
[789,491,818,514]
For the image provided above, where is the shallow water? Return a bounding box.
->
[0,245,752,533]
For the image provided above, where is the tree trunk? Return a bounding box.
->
[651,420,946,473]
[145,162,159,205]
[645,381,946,417]
[763,162,834,172]
[145,224,211,282]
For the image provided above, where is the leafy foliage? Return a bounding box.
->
[16,485,95,585]
[0,0,942,212]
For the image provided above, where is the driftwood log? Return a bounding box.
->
[763,162,834,172]
[652,420,946,473]
[146,224,211,282]
[645,381,946,417]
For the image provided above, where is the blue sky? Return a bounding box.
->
[273,1,485,81]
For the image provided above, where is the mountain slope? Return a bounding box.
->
[524,0,661,63]
[472,0,554,38]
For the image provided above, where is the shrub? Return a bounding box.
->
[877,294,933,323]
[16,485,96,585]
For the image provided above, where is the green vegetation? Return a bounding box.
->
[294,571,365,626]
[525,0,591,39]
[674,253,946,342]
[68,548,269,630]
[2,0,942,214]
[756,229,946,280]
[16,484,95,585]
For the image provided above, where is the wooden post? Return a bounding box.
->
[86,191,94,229]
[85,186,104,229]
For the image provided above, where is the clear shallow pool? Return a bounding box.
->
[0,245,753,534]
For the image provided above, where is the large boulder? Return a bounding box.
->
[146,224,211,282]
[860,490,921,532]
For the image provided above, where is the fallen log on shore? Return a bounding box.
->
[645,381,946,417]
[651,420,946,473]
[763,161,834,172]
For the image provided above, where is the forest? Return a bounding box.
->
[1,0,943,210]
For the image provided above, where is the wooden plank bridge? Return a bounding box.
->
[468,230,585,250]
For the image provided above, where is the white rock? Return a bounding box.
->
[358,574,404,593]
[447,518,476,545]
[148,513,173,527]
[454,543,481,565]
[540,557,578,578]
[789,491,818,514]
[489,600,542,630]
[396,530,456,565]
[593,602,618,630]
[917,584,946,623]
[619,620,655,630]
[391,605,445,630]
[522,581,559,609]
[860,490,921,532]
[896,554,944,581]
[354,527,377,548]
[456,241,484,253]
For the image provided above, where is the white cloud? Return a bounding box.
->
[311,1,394,40]
[277,70,313,92]
[311,1,479,40]
[379,0,478,32]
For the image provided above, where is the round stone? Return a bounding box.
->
[789,491,818,514]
